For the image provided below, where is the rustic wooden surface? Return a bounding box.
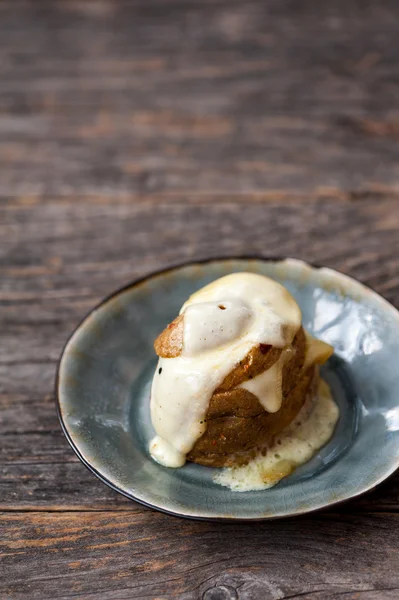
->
[1,1,399,598]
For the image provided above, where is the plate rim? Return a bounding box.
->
[55,255,399,521]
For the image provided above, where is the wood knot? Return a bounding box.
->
[203,585,238,600]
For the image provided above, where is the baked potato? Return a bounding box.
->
[154,316,320,467]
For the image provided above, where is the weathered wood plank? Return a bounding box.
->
[0,0,399,199]
[1,510,398,599]
[1,199,399,304]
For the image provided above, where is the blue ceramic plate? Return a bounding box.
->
[56,258,399,520]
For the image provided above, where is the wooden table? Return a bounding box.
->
[1,1,399,598]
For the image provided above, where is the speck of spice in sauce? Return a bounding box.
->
[159,367,162,374]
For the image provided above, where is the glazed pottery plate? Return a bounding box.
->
[56,258,399,520]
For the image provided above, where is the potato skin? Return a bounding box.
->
[154,314,184,358]
[187,366,317,467]
[216,326,306,395]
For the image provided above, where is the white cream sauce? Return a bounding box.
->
[149,272,302,467]
[182,300,252,356]
[213,378,339,491]
[239,347,292,413]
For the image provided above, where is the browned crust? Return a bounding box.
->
[282,326,306,395]
[154,314,184,358]
[215,343,281,392]
[187,365,317,467]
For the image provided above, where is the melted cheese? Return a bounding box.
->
[303,330,334,370]
[213,378,339,491]
[149,272,302,467]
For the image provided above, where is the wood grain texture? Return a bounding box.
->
[1,0,399,598]
[1,511,399,600]
[0,0,399,200]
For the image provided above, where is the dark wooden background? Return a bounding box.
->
[1,1,399,598]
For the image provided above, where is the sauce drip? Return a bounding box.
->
[213,378,339,491]
[239,347,292,413]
